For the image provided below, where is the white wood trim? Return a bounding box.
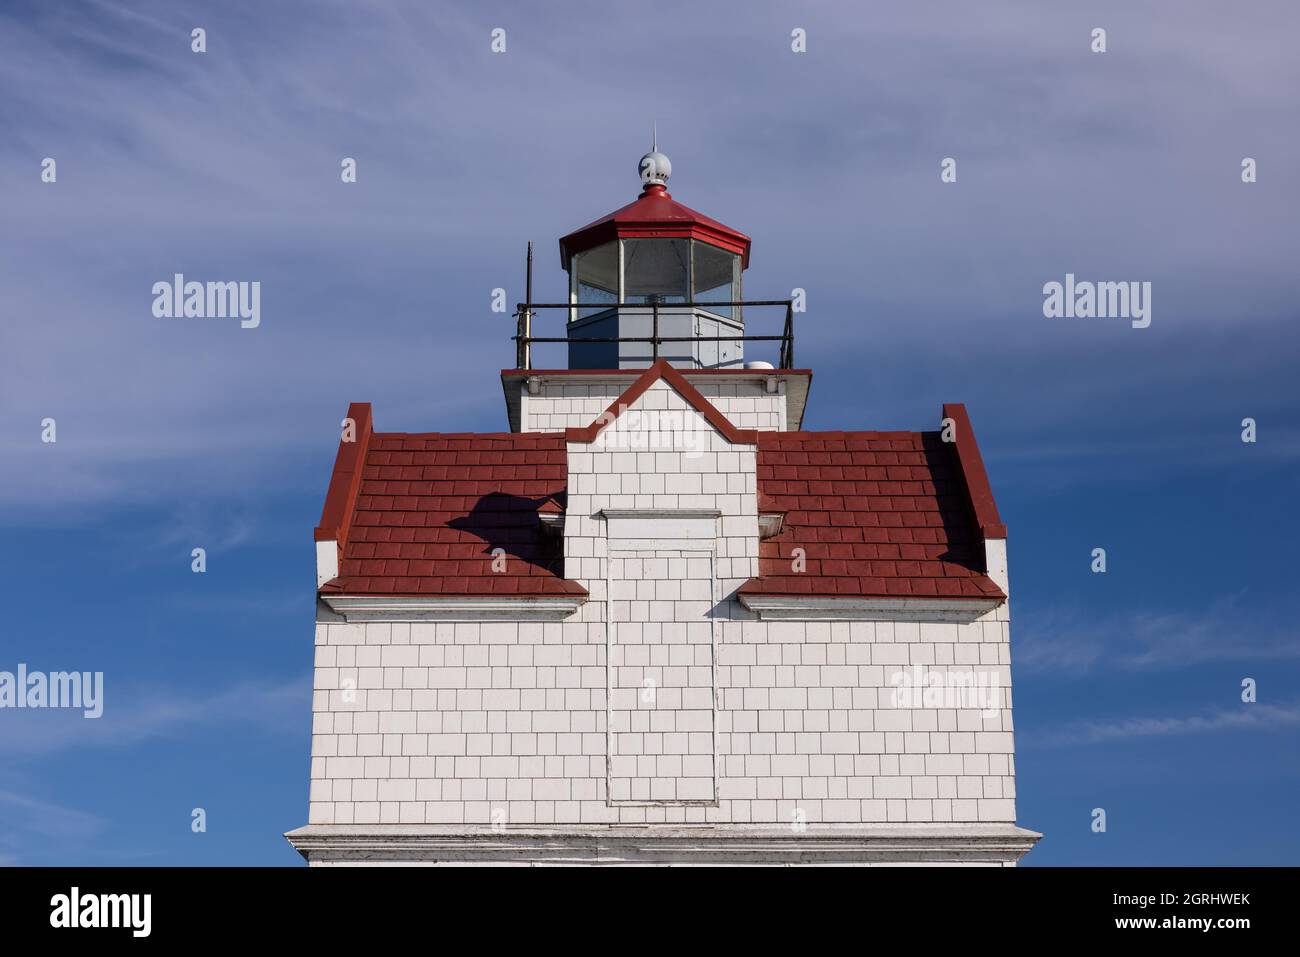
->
[600,508,723,518]
[285,823,1042,866]
[315,540,339,588]
[984,538,1009,597]
[603,511,722,808]
[737,594,1001,623]
[321,594,585,622]
[708,538,719,805]
[600,508,721,543]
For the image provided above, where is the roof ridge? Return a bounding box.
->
[314,401,373,553]
[760,429,935,439]
[370,431,566,440]
[564,359,759,446]
[941,403,1007,540]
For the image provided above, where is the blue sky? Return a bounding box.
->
[1,0,1297,865]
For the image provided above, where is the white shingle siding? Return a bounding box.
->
[520,376,786,432]
[308,613,1016,828]
[306,379,1022,837]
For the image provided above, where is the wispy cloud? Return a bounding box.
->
[2,0,1298,513]
[141,502,260,553]
[0,674,310,758]
[989,422,1300,483]
[1023,701,1300,749]
[0,788,106,848]
[1015,598,1300,674]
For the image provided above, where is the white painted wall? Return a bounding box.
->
[521,376,786,432]
[307,609,1015,828]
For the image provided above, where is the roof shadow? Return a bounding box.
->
[447,491,564,576]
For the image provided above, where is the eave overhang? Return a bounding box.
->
[285,823,1042,865]
[737,594,1003,623]
[502,367,811,434]
[321,593,586,623]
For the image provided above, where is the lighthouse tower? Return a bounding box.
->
[288,150,1040,866]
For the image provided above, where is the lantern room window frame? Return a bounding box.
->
[569,238,742,324]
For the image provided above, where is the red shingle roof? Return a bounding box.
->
[738,431,1005,600]
[319,432,586,598]
[316,387,1004,604]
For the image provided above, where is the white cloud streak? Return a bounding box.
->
[1,0,1297,515]
[1015,599,1300,675]
[0,674,311,758]
[1024,701,1300,749]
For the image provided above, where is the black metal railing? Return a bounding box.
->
[512,299,796,370]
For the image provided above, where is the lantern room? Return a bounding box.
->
[557,147,753,369]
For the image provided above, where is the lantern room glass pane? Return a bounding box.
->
[623,239,688,304]
[693,242,739,320]
[573,242,618,319]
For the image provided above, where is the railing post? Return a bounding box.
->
[523,307,533,370]
[523,241,534,370]
[515,307,524,369]
[783,301,794,368]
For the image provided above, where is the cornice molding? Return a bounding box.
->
[737,594,1001,623]
[321,594,586,623]
[285,823,1042,866]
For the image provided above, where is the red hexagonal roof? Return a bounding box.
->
[559,184,751,270]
